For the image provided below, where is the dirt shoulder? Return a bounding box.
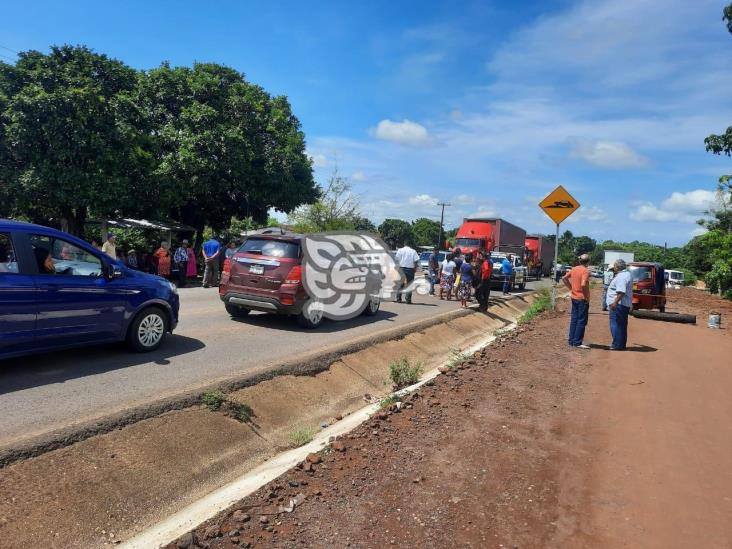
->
[174,290,732,549]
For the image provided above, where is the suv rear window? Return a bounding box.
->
[239,238,300,259]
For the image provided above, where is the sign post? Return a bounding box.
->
[539,185,580,309]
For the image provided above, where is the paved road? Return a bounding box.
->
[0,278,552,447]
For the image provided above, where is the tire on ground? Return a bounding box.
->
[127,306,169,352]
[225,302,251,318]
[631,309,696,324]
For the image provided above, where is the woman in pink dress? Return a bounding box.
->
[186,246,197,279]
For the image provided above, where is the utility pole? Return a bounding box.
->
[437,201,450,250]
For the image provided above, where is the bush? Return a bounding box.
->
[388,357,423,389]
[705,260,732,295]
[445,348,469,370]
[519,288,552,324]
[202,390,227,411]
[289,425,317,447]
[723,289,732,301]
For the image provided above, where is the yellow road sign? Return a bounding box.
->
[539,185,580,224]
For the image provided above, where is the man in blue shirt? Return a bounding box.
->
[606,259,633,350]
[501,255,513,295]
[202,236,221,288]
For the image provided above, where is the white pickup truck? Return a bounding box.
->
[489,251,527,291]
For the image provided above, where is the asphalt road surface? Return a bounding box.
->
[0,278,553,448]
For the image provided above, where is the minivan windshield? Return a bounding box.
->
[239,238,300,259]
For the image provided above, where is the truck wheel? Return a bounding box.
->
[225,302,251,318]
[127,307,168,352]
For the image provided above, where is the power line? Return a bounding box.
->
[0,44,19,54]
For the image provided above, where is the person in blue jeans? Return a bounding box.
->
[562,253,591,349]
[501,255,513,295]
[606,259,634,350]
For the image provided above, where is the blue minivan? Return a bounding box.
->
[0,219,179,359]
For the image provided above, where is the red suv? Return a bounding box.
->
[219,231,380,328]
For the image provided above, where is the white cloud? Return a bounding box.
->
[409,194,439,206]
[567,205,609,224]
[371,119,430,145]
[351,171,367,182]
[630,189,722,223]
[308,152,329,168]
[452,194,474,205]
[569,139,649,169]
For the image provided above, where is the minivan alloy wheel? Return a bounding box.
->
[138,313,165,347]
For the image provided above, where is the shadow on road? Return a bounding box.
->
[231,309,399,333]
[589,343,658,353]
[0,334,206,396]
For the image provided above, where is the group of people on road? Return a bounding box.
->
[394,242,516,312]
[93,233,238,289]
[563,254,634,351]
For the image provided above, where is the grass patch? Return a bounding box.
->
[202,390,227,411]
[379,395,401,409]
[388,357,424,389]
[289,425,317,447]
[519,288,552,324]
[445,347,469,369]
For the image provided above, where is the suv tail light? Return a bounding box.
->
[285,265,302,285]
[223,258,232,274]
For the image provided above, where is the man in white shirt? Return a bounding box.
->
[394,241,420,304]
[606,259,634,350]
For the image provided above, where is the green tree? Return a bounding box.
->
[0,45,154,234]
[138,62,317,235]
[411,217,441,247]
[352,216,377,233]
[378,218,415,248]
[287,168,360,232]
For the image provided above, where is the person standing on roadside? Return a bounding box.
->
[562,253,591,349]
[394,240,420,304]
[101,233,117,259]
[428,247,440,296]
[202,236,221,288]
[439,253,457,301]
[457,252,474,308]
[606,259,633,351]
[173,240,190,288]
[602,266,615,312]
[501,254,513,295]
[476,251,493,311]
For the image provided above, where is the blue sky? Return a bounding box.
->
[2,0,731,245]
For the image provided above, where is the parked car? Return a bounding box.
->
[219,231,380,329]
[0,219,179,359]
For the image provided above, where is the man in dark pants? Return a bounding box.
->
[173,240,190,288]
[606,259,633,350]
[476,251,493,311]
[394,241,419,304]
[562,253,591,349]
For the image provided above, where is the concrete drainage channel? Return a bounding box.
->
[121,328,510,549]
[0,292,544,549]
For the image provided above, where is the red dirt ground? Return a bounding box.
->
[168,289,732,549]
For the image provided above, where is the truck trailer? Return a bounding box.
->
[604,250,635,268]
[524,235,554,278]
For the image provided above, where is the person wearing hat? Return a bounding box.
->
[101,233,117,260]
[606,258,633,350]
[562,253,591,349]
[126,249,139,270]
[173,239,190,288]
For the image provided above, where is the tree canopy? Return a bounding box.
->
[378,218,415,248]
[0,45,317,236]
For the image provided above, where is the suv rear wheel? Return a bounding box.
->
[128,307,168,352]
[362,296,380,316]
[296,301,324,329]
[225,302,251,318]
